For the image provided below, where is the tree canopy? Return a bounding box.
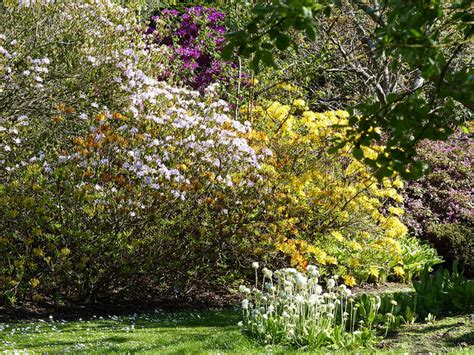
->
[224,0,473,179]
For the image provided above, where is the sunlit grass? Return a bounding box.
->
[1,309,472,353]
[0,309,280,353]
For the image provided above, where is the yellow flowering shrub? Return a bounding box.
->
[245,98,410,283]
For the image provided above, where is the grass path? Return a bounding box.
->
[0,309,472,353]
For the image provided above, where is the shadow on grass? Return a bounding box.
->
[443,329,474,347]
[19,336,130,350]
[36,309,241,335]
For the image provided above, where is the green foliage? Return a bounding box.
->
[355,292,417,330]
[400,237,443,283]
[426,223,473,276]
[413,262,474,317]
[0,1,464,311]
[223,0,332,72]
[227,0,473,180]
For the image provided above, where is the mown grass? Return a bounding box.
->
[0,309,281,353]
[381,314,473,352]
[0,308,472,353]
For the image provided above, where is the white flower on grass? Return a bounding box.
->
[239,285,250,294]
[252,262,259,269]
[306,264,320,277]
[296,273,307,287]
[327,279,336,289]
[242,299,249,310]
[308,295,318,305]
[295,295,305,303]
[262,268,272,278]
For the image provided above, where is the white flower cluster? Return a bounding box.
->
[239,264,382,348]
[69,50,264,201]
[1,1,268,203]
[0,1,133,171]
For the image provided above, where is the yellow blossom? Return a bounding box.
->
[60,247,71,257]
[388,206,404,216]
[393,266,405,277]
[348,240,363,251]
[331,231,344,242]
[29,278,40,288]
[292,99,306,109]
[383,216,408,239]
[343,275,357,287]
[369,266,379,278]
[392,179,404,189]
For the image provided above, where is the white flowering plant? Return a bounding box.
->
[0,1,270,304]
[239,264,387,349]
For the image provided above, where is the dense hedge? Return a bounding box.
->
[403,134,473,276]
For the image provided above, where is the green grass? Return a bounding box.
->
[0,309,472,353]
[0,309,282,353]
[381,314,474,352]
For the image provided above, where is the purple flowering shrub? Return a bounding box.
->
[403,133,473,275]
[146,6,235,91]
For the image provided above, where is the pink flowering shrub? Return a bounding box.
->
[403,133,473,275]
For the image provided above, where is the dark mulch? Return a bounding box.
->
[0,291,240,322]
[352,281,414,295]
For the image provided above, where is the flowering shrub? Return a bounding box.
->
[243,96,418,284]
[146,6,235,91]
[0,1,266,304]
[403,134,473,275]
[239,264,385,349]
[0,1,444,306]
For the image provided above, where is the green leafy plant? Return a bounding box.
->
[0,1,267,305]
[413,261,474,317]
[400,237,443,282]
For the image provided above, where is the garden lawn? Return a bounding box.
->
[0,309,472,353]
[0,309,278,353]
